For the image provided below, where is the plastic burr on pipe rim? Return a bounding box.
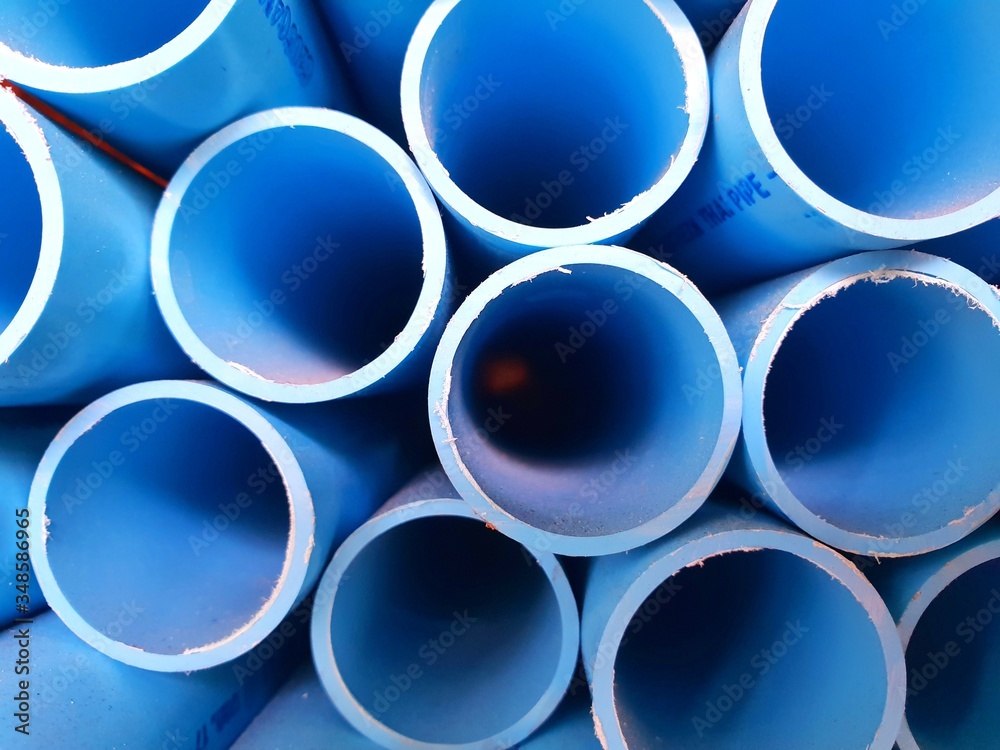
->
[429,245,742,557]
[151,107,450,403]
[0,0,354,173]
[722,250,1000,557]
[310,472,580,750]
[865,520,1000,750]
[636,0,1000,290]
[582,503,906,750]
[401,0,709,265]
[0,87,193,405]
[28,379,406,672]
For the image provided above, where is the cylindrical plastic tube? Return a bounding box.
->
[429,246,741,556]
[310,469,580,750]
[152,107,451,403]
[918,218,1000,285]
[0,407,71,628]
[315,0,433,144]
[28,379,412,672]
[0,609,301,748]
[719,250,1000,556]
[235,660,602,749]
[0,0,355,174]
[581,501,906,750]
[865,519,1000,750]
[401,0,708,270]
[635,0,1000,291]
[0,88,193,405]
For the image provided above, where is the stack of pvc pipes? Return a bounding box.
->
[0,1,997,748]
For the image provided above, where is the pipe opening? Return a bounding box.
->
[417,0,691,228]
[760,0,1000,219]
[763,276,1000,539]
[0,1,210,69]
[329,515,564,744]
[614,550,888,749]
[447,264,726,537]
[905,558,1000,749]
[168,125,424,386]
[42,399,290,655]
[0,118,43,332]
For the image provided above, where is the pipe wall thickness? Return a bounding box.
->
[28,379,413,672]
[429,245,741,556]
[0,0,356,174]
[310,468,580,750]
[581,501,906,750]
[718,250,1000,556]
[0,88,193,405]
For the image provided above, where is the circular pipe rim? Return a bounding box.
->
[428,245,742,557]
[742,250,1000,556]
[589,527,906,750]
[27,379,313,672]
[739,0,1000,240]
[0,0,236,93]
[0,90,63,364]
[151,106,449,403]
[400,0,710,257]
[309,496,580,750]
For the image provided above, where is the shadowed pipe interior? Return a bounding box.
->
[761,0,1000,218]
[329,516,563,744]
[0,119,43,332]
[420,0,690,228]
[43,400,290,654]
[763,277,1000,537]
[169,125,424,385]
[614,550,888,749]
[904,558,1000,749]
[0,1,210,68]
[449,265,725,537]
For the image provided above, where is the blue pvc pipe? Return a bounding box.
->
[581,501,906,750]
[635,0,1000,292]
[235,659,602,749]
[401,0,708,269]
[315,0,433,144]
[310,468,580,749]
[28,379,412,672]
[676,0,747,49]
[917,218,1000,285]
[152,107,451,403]
[0,609,300,747]
[0,0,356,174]
[865,518,1000,750]
[0,407,72,629]
[429,246,742,556]
[719,250,1000,556]
[0,88,194,405]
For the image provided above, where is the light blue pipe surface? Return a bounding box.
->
[401,0,708,269]
[0,608,302,748]
[0,0,356,174]
[0,88,194,405]
[429,246,741,556]
[0,407,71,629]
[865,518,1000,750]
[718,250,1000,556]
[635,0,1000,292]
[28,379,412,672]
[316,0,433,144]
[151,106,451,403]
[234,659,602,749]
[581,500,906,750]
[310,468,580,749]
